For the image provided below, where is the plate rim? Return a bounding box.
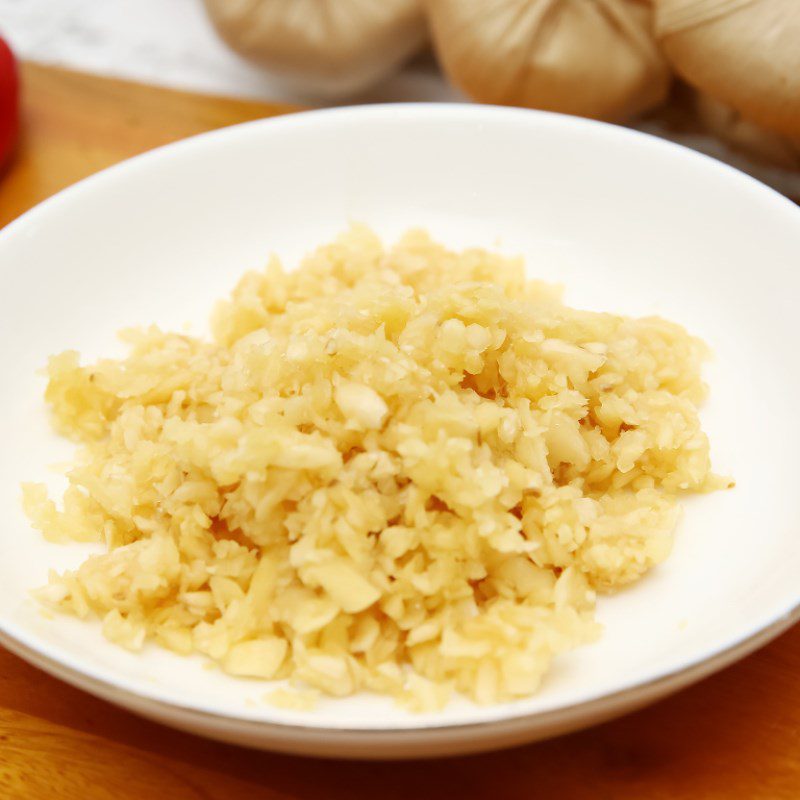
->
[2,102,800,735]
[2,600,799,739]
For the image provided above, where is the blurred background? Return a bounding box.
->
[0,0,798,201]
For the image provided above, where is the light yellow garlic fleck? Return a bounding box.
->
[223,638,287,679]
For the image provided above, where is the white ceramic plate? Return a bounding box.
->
[1,105,799,759]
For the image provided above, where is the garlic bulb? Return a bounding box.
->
[695,93,800,170]
[203,0,426,98]
[655,0,800,138]
[424,0,671,121]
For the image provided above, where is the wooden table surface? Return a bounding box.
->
[2,63,799,799]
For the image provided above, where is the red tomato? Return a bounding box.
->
[0,35,18,169]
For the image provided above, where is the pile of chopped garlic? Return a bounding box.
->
[23,226,727,710]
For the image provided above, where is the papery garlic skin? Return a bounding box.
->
[695,92,800,170]
[203,0,427,98]
[425,0,671,121]
[656,0,800,139]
